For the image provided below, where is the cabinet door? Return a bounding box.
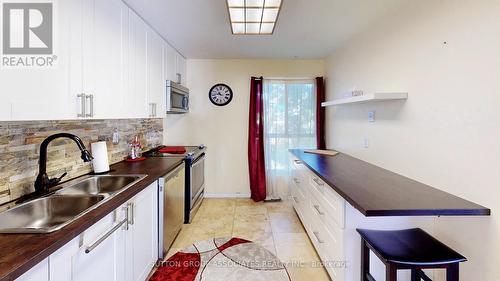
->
[49,237,79,281]
[127,10,149,118]
[126,182,159,281]
[147,31,165,118]
[2,0,82,121]
[164,43,177,82]
[15,258,48,281]
[73,207,127,281]
[176,53,187,85]
[82,0,129,119]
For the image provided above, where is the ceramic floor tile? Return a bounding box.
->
[168,197,329,280]
[275,241,321,264]
[233,213,272,234]
[273,232,313,246]
[269,212,306,233]
[171,224,232,249]
[190,215,234,232]
[234,204,269,215]
[287,266,331,281]
[265,200,296,214]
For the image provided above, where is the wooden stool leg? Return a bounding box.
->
[386,264,397,281]
[446,263,459,281]
[411,269,420,281]
[361,240,370,281]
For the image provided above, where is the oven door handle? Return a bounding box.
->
[192,154,205,166]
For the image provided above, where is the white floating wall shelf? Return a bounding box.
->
[322,93,408,107]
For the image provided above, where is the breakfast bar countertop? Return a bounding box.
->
[0,157,184,281]
[289,149,491,217]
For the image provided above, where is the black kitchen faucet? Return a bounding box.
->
[34,133,93,194]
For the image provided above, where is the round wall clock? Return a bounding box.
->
[209,84,233,106]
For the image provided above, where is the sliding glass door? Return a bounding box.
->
[263,79,316,200]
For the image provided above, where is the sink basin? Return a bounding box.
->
[0,174,146,233]
[56,175,147,196]
[0,195,105,233]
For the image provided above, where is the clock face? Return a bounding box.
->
[209,84,233,106]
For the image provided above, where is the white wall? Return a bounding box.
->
[325,1,499,280]
[165,59,325,196]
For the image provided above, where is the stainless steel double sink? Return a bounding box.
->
[0,174,147,234]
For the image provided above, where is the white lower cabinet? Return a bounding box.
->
[45,181,158,281]
[289,154,436,281]
[289,154,346,281]
[126,181,159,281]
[15,258,49,281]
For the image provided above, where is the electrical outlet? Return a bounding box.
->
[368,111,375,122]
[364,138,369,148]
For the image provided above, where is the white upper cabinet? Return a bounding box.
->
[0,0,184,121]
[0,0,82,121]
[82,0,129,119]
[128,10,149,118]
[164,43,177,83]
[147,30,165,118]
[176,53,187,86]
[164,43,186,86]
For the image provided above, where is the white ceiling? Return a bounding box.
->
[123,0,409,59]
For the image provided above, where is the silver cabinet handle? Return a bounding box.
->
[149,103,157,117]
[85,94,94,117]
[77,94,86,117]
[313,231,325,244]
[149,103,154,117]
[313,178,324,186]
[176,73,182,84]
[294,160,302,164]
[128,202,134,225]
[85,206,128,254]
[313,204,325,215]
[293,178,300,184]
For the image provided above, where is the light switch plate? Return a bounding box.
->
[368,111,375,122]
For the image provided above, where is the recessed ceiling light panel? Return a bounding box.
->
[227,0,283,35]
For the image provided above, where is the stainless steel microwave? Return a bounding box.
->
[166,80,189,114]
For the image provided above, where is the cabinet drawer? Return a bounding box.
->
[307,201,344,281]
[290,180,308,222]
[309,175,345,229]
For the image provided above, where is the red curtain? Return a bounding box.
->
[248,77,267,202]
[316,77,326,149]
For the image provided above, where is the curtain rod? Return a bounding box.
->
[264,77,317,80]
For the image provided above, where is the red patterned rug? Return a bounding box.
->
[150,237,291,281]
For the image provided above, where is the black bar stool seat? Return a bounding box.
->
[357,228,466,281]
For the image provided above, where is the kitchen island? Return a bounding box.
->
[288,149,490,281]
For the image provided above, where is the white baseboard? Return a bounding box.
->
[204,192,251,198]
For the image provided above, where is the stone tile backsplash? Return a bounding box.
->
[0,119,163,204]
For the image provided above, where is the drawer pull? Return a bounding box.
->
[313,231,325,244]
[313,204,325,215]
[293,178,300,184]
[312,178,324,186]
[294,160,302,164]
[85,206,128,254]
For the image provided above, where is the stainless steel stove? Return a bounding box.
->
[144,145,206,223]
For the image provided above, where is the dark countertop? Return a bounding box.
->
[0,157,184,281]
[290,149,490,217]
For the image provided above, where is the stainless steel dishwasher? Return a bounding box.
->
[158,162,185,260]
